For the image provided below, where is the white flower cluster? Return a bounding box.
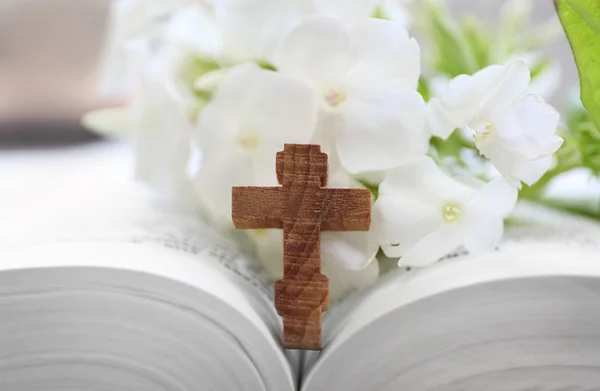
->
[85,0,563,299]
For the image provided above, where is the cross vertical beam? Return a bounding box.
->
[232,144,371,350]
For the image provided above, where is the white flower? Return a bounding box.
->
[193,62,318,225]
[373,157,517,267]
[426,61,562,185]
[475,94,562,186]
[277,16,426,176]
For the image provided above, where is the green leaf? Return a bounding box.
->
[575,120,600,175]
[556,0,600,130]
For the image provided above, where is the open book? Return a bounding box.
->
[2,140,600,390]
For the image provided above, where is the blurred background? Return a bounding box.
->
[0,0,109,143]
[0,0,578,145]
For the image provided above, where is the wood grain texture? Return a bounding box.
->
[232,144,371,350]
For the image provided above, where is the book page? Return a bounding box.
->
[0,140,297,390]
[0,141,273,299]
[303,202,600,390]
[314,200,600,347]
[505,201,600,247]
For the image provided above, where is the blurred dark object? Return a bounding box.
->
[0,0,111,144]
[0,120,101,148]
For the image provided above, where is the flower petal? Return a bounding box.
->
[194,154,249,226]
[321,231,379,270]
[195,151,279,227]
[475,95,562,185]
[196,62,318,162]
[374,157,479,260]
[463,216,503,256]
[165,6,221,58]
[425,97,463,140]
[205,62,261,107]
[335,86,426,174]
[491,94,562,159]
[373,193,442,258]
[194,64,246,163]
[346,18,420,89]
[427,61,531,138]
[462,179,516,254]
[425,74,478,139]
[277,16,351,88]
[215,0,302,63]
[466,178,518,218]
[246,70,318,146]
[99,0,205,96]
[479,140,554,186]
[134,81,194,198]
[321,254,380,302]
[251,229,286,279]
[81,107,135,138]
[398,222,465,267]
[455,178,516,255]
[471,60,531,124]
[378,156,474,206]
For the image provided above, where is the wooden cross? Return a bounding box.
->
[231,144,371,350]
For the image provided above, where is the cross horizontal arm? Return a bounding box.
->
[320,188,371,231]
[232,186,285,229]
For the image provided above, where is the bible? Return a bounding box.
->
[2,140,600,390]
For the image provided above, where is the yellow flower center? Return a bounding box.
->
[477,123,496,142]
[442,202,462,223]
[324,88,347,107]
[236,131,260,153]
